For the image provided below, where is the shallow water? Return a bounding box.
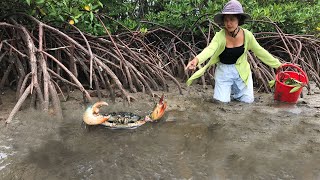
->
[1,91,320,179]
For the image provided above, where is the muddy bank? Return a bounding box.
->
[0,81,320,179]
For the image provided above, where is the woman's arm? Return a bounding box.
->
[249,34,282,69]
[196,35,220,66]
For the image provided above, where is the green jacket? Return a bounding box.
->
[186,28,281,86]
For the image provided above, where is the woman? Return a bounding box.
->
[185,0,282,103]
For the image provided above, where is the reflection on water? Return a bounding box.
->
[0,137,14,172]
[0,97,320,179]
[0,106,228,179]
[0,151,9,171]
[268,101,304,115]
[58,115,223,179]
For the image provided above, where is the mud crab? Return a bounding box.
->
[83,95,167,129]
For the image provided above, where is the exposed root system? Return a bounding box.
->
[0,14,319,123]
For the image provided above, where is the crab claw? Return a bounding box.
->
[149,94,167,121]
[83,101,109,125]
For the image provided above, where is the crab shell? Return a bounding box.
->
[97,112,144,129]
[82,95,167,128]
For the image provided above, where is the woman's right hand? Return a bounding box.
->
[185,57,199,70]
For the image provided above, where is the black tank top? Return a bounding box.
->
[219,44,245,64]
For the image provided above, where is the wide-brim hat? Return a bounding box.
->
[214,0,251,25]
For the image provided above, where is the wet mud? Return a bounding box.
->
[0,81,320,179]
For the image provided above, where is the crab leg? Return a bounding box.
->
[83,101,109,125]
[148,94,167,121]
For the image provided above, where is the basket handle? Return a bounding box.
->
[276,63,309,84]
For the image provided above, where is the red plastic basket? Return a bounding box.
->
[274,63,308,103]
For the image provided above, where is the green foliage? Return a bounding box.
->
[244,0,320,34]
[269,80,275,88]
[146,1,199,28]
[143,0,319,35]
[269,78,305,93]
[283,78,304,93]
[20,0,105,34]
[3,0,319,36]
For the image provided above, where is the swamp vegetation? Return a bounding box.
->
[0,0,319,122]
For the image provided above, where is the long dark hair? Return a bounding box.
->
[237,14,246,25]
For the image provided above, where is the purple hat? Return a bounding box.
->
[214,0,251,25]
